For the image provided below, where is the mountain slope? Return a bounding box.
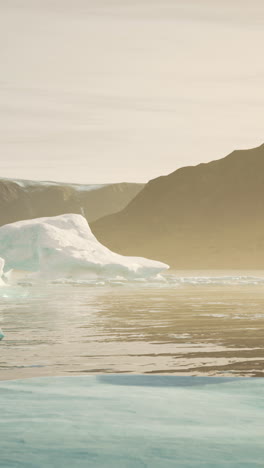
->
[0,179,144,227]
[91,144,264,269]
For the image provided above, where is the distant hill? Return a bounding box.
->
[0,179,144,227]
[92,144,264,269]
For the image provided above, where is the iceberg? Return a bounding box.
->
[0,214,169,280]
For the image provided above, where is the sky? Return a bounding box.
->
[0,0,263,184]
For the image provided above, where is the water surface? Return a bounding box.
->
[1,271,264,380]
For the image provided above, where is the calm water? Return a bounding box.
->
[1,271,264,380]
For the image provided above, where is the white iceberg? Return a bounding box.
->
[0,214,169,280]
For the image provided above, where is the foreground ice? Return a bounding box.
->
[0,375,263,467]
[0,214,168,280]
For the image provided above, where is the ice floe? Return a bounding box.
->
[0,376,263,467]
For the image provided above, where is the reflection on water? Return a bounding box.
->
[1,271,264,380]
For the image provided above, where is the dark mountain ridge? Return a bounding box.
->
[0,179,144,227]
[92,144,264,269]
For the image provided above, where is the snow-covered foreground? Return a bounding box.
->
[0,214,168,281]
[0,376,263,467]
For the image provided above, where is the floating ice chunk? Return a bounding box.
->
[0,257,5,285]
[0,214,169,279]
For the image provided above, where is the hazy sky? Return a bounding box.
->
[0,0,263,183]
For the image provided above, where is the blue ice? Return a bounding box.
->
[0,375,263,467]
